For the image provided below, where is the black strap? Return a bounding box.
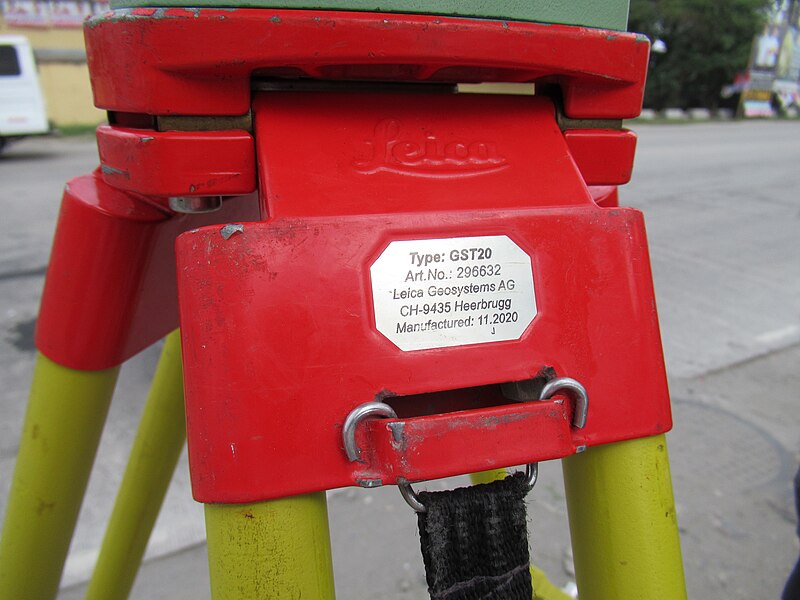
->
[416,472,533,600]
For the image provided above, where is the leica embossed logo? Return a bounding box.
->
[353,119,508,178]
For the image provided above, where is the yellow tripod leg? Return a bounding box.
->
[205,492,336,600]
[85,330,185,600]
[562,434,687,600]
[0,354,119,600]
[470,468,508,485]
[530,565,574,600]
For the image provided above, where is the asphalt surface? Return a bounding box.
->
[0,120,799,600]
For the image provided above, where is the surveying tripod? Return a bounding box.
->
[0,2,687,599]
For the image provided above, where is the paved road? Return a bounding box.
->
[0,121,798,599]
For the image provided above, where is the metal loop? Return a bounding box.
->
[342,401,398,462]
[540,377,589,429]
[525,462,539,489]
[398,463,539,514]
[398,481,426,513]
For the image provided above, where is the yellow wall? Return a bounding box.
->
[38,62,105,126]
[1,25,84,49]
[0,21,105,127]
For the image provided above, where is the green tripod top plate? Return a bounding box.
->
[108,0,631,31]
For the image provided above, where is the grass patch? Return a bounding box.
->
[52,122,106,137]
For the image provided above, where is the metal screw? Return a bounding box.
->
[168,196,223,214]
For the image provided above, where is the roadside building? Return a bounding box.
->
[0,0,107,127]
[740,0,800,117]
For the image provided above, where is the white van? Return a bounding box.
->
[0,35,49,154]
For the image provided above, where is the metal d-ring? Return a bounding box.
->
[398,480,427,513]
[397,462,539,514]
[343,401,398,462]
[343,401,427,510]
[525,462,538,488]
[540,377,589,429]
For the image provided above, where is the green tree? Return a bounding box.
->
[629,0,774,109]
